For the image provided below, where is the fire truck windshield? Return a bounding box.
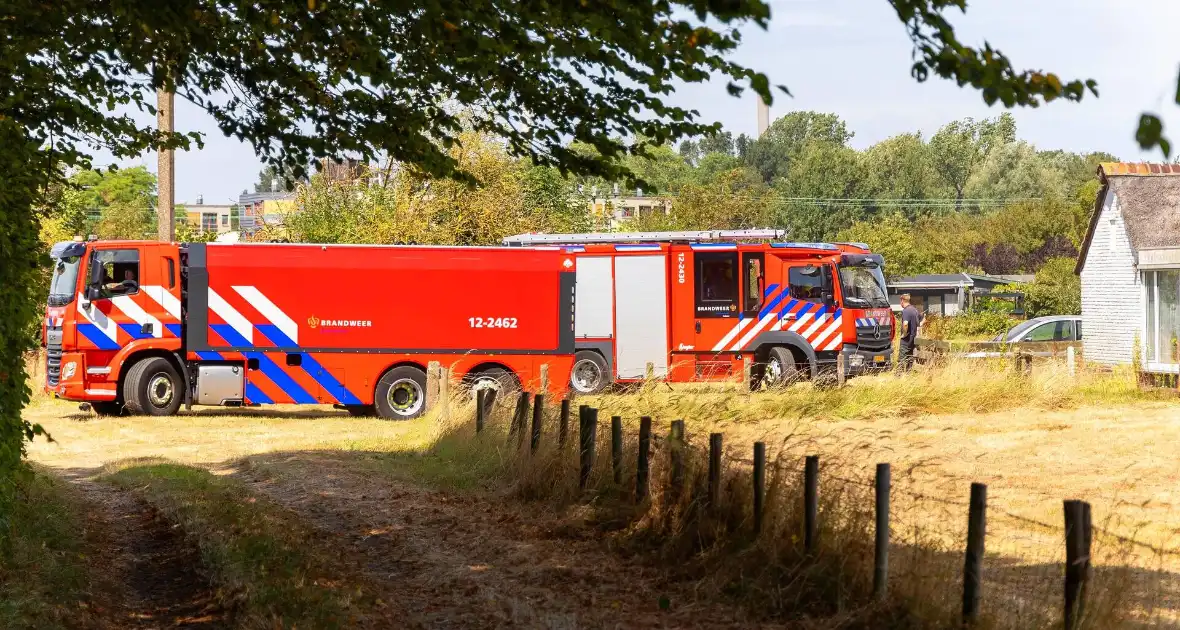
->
[838,263,889,309]
[48,256,82,306]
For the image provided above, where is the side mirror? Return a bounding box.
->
[85,285,101,301]
[823,292,836,308]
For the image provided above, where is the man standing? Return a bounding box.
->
[898,293,922,371]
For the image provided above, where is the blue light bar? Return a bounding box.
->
[770,242,839,250]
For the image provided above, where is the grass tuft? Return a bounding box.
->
[0,468,95,629]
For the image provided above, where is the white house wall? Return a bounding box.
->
[1080,191,1142,365]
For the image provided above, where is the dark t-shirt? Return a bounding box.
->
[900,305,921,345]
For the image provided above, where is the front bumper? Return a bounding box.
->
[840,344,893,376]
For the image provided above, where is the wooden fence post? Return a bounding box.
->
[611,416,623,485]
[530,393,544,454]
[539,363,550,393]
[752,442,766,534]
[962,482,987,625]
[874,463,891,601]
[645,361,655,383]
[1066,346,1077,378]
[707,433,722,511]
[438,366,450,423]
[475,389,486,433]
[1064,500,1092,630]
[804,455,819,552]
[837,353,847,388]
[636,416,652,501]
[426,361,441,410]
[509,391,530,444]
[559,399,570,448]
[669,420,685,498]
[579,407,598,490]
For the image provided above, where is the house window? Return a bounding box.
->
[201,213,217,233]
[221,214,229,226]
[1145,270,1180,364]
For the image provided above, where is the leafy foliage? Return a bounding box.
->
[1018,257,1082,318]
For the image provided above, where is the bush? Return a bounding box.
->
[923,310,1016,341]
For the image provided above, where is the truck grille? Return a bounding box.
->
[46,324,62,387]
[856,324,892,351]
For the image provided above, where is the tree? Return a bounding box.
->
[858,133,940,217]
[1019,257,1081,317]
[640,167,772,230]
[964,141,1066,201]
[255,164,303,194]
[928,114,1017,203]
[735,134,753,160]
[699,131,735,157]
[745,111,853,183]
[772,140,865,240]
[836,213,938,280]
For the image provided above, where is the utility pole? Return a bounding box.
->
[157,87,175,242]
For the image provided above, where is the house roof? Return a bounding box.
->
[888,272,1025,290]
[1076,162,1180,274]
[888,273,974,289]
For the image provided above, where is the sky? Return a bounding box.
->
[103,0,1180,205]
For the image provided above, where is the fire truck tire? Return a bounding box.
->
[761,346,800,389]
[465,366,520,399]
[570,351,609,394]
[123,357,184,416]
[375,366,428,420]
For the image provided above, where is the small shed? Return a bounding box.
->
[1076,162,1180,372]
[887,273,1017,316]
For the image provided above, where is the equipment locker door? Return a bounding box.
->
[613,255,669,378]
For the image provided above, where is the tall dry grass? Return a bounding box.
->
[410,359,1176,628]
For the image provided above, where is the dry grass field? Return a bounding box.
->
[17,357,1180,627]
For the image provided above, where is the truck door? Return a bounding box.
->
[689,249,743,353]
[780,262,840,352]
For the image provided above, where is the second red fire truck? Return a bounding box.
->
[44,240,576,419]
[504,229,894,393]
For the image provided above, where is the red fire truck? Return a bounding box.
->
[503,230,894,393]
[43,240,576,419]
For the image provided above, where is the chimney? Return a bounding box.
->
[196,194,204,205]
[757,96,770,137]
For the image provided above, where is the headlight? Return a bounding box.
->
[848,354,865,367]
[63,362,76,379]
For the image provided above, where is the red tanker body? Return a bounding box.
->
[45,240,575,419]
[504,230,894,393]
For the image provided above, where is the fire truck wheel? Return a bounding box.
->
[465,367,520,401]
[570,351,609,394]
[123,357,183,416]
[375,366,427,420]
[762,347,800,389]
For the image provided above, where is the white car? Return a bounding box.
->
[961,315,1082,358]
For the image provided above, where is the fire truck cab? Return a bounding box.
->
[504,230,894,393]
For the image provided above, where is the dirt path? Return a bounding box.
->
[238,452,778,629]
[70,478,227,629]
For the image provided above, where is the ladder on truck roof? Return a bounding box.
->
[502,228,787,246]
